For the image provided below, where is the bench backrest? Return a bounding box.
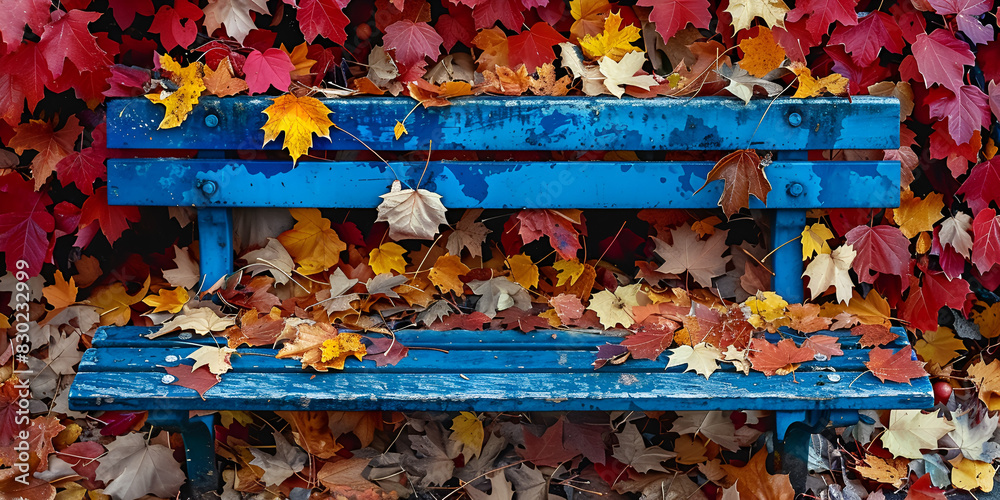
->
[106,96,900,303]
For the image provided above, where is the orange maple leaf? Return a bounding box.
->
[278,208,346,275]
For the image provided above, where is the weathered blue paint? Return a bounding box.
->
[106,96,900,151]
[771,151,810,303]
[106,159,901,209]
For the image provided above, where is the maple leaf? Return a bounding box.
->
[894,190,945,239]
[95,433,186,499]
[43,270,78,310]
[376,180,448,241]
[89,276,150,327]
[80,186,142,243]
[528,63,572,96]
[0,0,49,48]
[969,359,1000,411]
[725,0,789,32]
[720,449,794,500]
[278,208,346,275]
[900,270,971,332]
[785,0,856,39]
[865,346,927,384]
[738,27,786,78]
[580,10,639,61]
[853,455,909,488]
[517,209,583,260]
[508,22,567,71]
[465,472,513,500]
[0,174,53,275]
[203,0,269,44]
[153,305,236,337]
[927,0,994,45]
[598,51,657,98]
[428,254,470,294]
[203,57,249,97]
[719,63,784,104]
[450,412,484,459]
[637,0,710,42]
[163,245,200,288]
[790,63,849,98]
[748,338,816,376]
[298,0,350,44]
[369,242,408,275]
[149,0,204,50]
[277,322,367,371]
[37,9,108,78]
[972,208,1000,274]
[881,409,954,459]
[949,409,1000,462]
[914,326,965,367]
[666,342,722,378]
[854,324,897,348]
[384,19,444,68]
[801,333,843,356]
[244,48,295,94]
[671,411,739,451]
[472,0,524,31]
[145,54,206,129]
[250,432,308,487]
[696,149,769,217]
[653,223,731,287]
[261,94,333,165]
[187,345,237,376]
[612,423,676,473]
[844,225,910,283]
[9,116,84,190]
[587,283,641,328]
[517,418,579,467]
[957,157,1000,214]
[622,321,677,359]
[446,209,489,258]
[828,11,905,66]
[570,0,612,42]
[801,223,834,260]
[912,29,975,93]
[141,286,190,314]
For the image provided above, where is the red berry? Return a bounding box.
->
[356,23,372,41]
[933,381,953,404]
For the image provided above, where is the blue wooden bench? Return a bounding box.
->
[69,96,932,496]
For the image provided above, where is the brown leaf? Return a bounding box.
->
[203,57,248,97]
[276,411,343,459]
[695,149,770,217]
[855,324,897,347]
[720,449,794,500]
[854,455,909,487]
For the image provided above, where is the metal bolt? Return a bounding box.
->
[200,180,218,196]
[161,374,177,384]
[787,182,805,197]
[204,113,219,127]
[787,112,802,127]
[827,373,842,383]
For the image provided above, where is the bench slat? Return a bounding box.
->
[91,326,910,350]
[106,159,901,209]
[106,96,900,151]
[77,346,893,374]
[68,370,932,412]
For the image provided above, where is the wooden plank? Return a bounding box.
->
[77,345,886,374]
[93,326,909,350]
[106,96,900,151]
[68,370,933,412]
[106,159,901,209]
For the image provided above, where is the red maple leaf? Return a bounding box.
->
[517,209,583,261]
[749,338,816,376]
[801,335,843,357]
[854,324,898,348]
[363,336,409,367]
[911,29,975,93]
[622,320,678,360]
[926,85,990,146]
[0,0,49,49]
[972,208,1000,274]
[164,363,220,397]
[0,67,25,126]
[957,157,1000,213]
[517,418,580,467]
[5,42,52,113]
[148,0,204,51]
[507,22,567,73]
[786,0,859,39]
[8,116,83,191]
[635,0,711,44]
[436,4,476,52]
[383,19,444,68]
[927,0,993,45]
[899,271,971,332]
[772,19,823,63]
[37,9,108,78]
[297,0,350,45]
[108,0,154,29]
[0,175,53,276]
[472,0,524,31]
[978,39,1000,84]
[828,11,904,66]
[55,146,106,195]
[243,48,295,94]
[865,346,926,384]
[80,186,141,243]
[844,225,911,283]
[59,441,105,489]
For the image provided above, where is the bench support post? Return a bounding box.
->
[148,410,218,498]
[197,208,233,285]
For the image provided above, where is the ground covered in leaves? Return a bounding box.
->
[3,0,1000,498]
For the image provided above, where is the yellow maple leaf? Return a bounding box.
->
[691,216,722,237]
[145,54,206,129]
[278,322,365,371]
[506,254,539,289]
[429,254,470,294]
[914,326,965,367]
[580,11,641,61]
[853,455,909,488]
[142,287,191,314]
[725,0,789,32]
[951,457,995,492]
[553,259,586,286]
[587,283,642,328]
[369,242,408,275]
[738,27,786,78]
[801,223,834,260]
[202,57,248,97]
[43,271,78,310]
[278,208,346,275]
[188,345,237,375]
[969,359,1000,411]
[570,0,611,42]
[845,289,892,327]
[450,412,484,459]
[281,42,317,78]
[973,301,1000,339]
[89,276,151,327]
[261,94,334,165]
[894,190,945,239]
[790,63,849,98]
[745,291,787,328]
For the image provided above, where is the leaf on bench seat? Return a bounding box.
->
[865,346,927,384]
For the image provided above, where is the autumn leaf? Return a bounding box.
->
[587,283,641,328]
[801,223,835,260]
[666,342,722,378]
[508,22,567,72]
[725,0,790,32]
[202,57,248,97]
[429,254,470,294]
[612,423,676,473]
[95,432,186,499]
[244,48,295,94]
[450,412,484,459]
[739,27,786,78]
[89,276,150,327]
[141,286,190,314]
[570,0,612,42]
[854,455,909,488]
[369,242,408,275]
[376,180,448,241]
[636,0,711,42]
[790,62,848,98]
[598,50,657,98]
[720,448,794,499]
[881,409,954,459]
[43,270,78,310]
[695,149,770,217]
[187,345,236,375]
[748,338,815,376]
[580,11,640,61]
[145,54,205,129]
[153,305,236,338]
[855,324,897,348]
[278,208,346,275]
[865,346,927,384]
[9,116,83,190]
[914,326,965,367]
[506,254,539,289]
[277,322,366,371]
[653,223,730,287]
[553,259,586,286]
[261,94,334,165]
[517,209,584,260]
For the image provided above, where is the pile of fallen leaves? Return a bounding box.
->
[3,0,1000,498]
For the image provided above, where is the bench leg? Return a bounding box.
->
[148,410,219,498]
[775,410,859,494]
